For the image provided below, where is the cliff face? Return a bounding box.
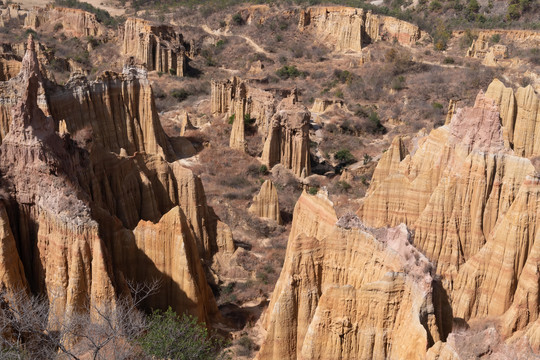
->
[122,18,189,76]
[47,68,176,161]
[261,99,311,178]
[0,37,226,325]
[25,6,105,37]
[0,37,117,321]
[211,77,280,135]
[249,180,282,224]
[257,191,451,360]
[485,78,540,157]
[357,84,540,349]
[298,6,425,51]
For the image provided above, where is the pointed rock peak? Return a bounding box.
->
[449,90,505,153]
[20,35,42,84]
[10,35,50,133]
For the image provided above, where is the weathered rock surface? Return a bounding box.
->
[25,5,105,37]
[0,36,227,326]
[47,67,176,161]
[249,180,282,224]
[358,86,540,350]
[299,6,425,51]
[256,191,451,360]
[261,99,311,177]
[211,77,282,135]
[485,78,540,157]
[122,18,189,76]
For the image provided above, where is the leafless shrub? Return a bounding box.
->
[0,279,160,360]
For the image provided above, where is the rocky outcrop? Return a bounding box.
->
[0,55,21,81]
[256,191,451,360]
[24,6,105,37]
[249,180,282,224]
[211,77,279,135]
[122,18,189,76]
[485,78,540,157]
[261,99,311,178]
[358,86,540,348]
[298,6,425,51]
[0,36,226,326]
[310,98,344,113]
[0,36,117,320]
[46,68,176,161]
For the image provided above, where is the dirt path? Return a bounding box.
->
[201,24,269,55]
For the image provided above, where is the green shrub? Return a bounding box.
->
[337,181,351,192]
[171,89,190,102]
[276,65,303,79]
[391,75,406,90]
[335,149,356,164]
[138,308,226,360]
[490,34,501,43]
[232,13,243,25]
[308,187,318,195]
[363,153,372,165]
[432,102,444,110]
[169,68,177,75]
[258,165,268,175]
[244,113,255,125]
[443,57,455,64]
[216,39,225,48]
[228,114,235,124]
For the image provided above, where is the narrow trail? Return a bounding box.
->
[201,25,270,55]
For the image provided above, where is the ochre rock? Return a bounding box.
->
[0,37,226,327]
[310,98,344,113]
[25,6,105,37]
[369,135,408,192]
[358,84,540,347]
[249,180,282,224]
[298,6,425,51]
[256,191,451,360]
[261,100,311,177]
[0,36,117,321]
[229,87,247,152]
[46,68,176,161]
[129,206,220,321]
[122,18,189,76]
[485,78,540,157]
[211,77,282,135]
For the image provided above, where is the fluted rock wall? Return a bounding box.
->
[0,37,227,326]
[358,83,540,348]
[256,191,451,360]
[485,78,540,157]
[261,100,311,177]
[25,6,105,37]
[249,180,282,224]
[0,37,117,320]
[298,6,424,51]
[211,77,278,135]
[122,18,188,76]
[47,68,176,161]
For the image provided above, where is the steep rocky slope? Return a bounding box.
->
[298,6,426,51]
[25,5,106,37]
[257,191,451,360]
[122,17,190,76]
[249,180,282,224]
[0,36,228,325]
[358,83,540,351]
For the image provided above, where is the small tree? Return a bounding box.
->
[138,308,227,360]
[335,149,356,164]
